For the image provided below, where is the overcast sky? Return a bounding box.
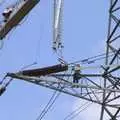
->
[0,0,109,120]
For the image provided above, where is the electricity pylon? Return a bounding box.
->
[1,0,120,120]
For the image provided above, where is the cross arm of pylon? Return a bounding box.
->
[5,71,120,109]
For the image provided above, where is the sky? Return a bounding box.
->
[0,0,110,120]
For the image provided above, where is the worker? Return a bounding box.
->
[73,64,81,85]
[2,7,14,22]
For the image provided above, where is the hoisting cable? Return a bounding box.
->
[34,12,46,63]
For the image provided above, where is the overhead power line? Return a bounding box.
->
[68,52,114,65]
[63,102,92,120]
[35,71,69,120]
[36,90,61,120]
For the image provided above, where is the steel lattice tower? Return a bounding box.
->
[1,0,120,120]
